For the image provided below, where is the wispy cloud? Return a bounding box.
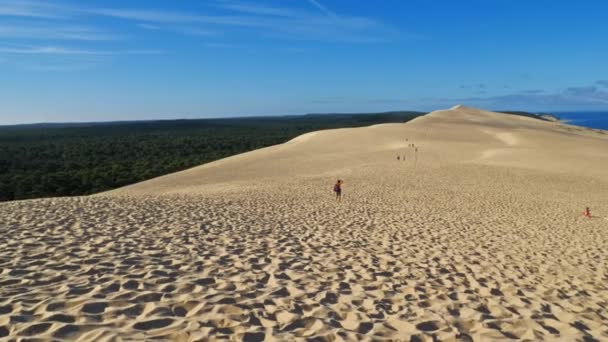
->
[22,62,100,72]
[87,1,400,43]
[0,0,409,73]
[307,0,337,18]
[205,42,239,49]
[0,0,405,43]
[136,23,160,30]
[0,0,70,19]
[89,8,293,31]
[444,83,608,109]
[0,46,162,55]
[89,8,208,23]
[563,86,600,98]
[216,1,298,17]
[0,46,101,55]
[0,23,121,41]
[596,80,608,87]
[178,27,216,37]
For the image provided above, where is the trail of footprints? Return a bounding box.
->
[0,164,607,341]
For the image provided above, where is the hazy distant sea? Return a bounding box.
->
[556,112,608,130]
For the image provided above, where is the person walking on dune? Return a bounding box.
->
[333,179,343,202]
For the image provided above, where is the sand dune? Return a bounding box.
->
[1,105,607,341]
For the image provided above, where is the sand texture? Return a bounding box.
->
[1,105,607,341]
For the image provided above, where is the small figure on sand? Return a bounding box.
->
[333,179,343,202]
[397,156,400,161]
[584,207,591,218]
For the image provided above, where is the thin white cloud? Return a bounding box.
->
[205,42,238,48]
[88,5,397,42]
[0,0,412,76]
[0,0,406,43]
[90,8,204,23]
[137,24,216,37]
[216,1,298,17]
[90,8,278,28]
[23,62,100,71]
[0,24,121,41]
[137,23,161,30]
[444,83,608,109]
[0,0,72,19]
[306,0,336,17]
[179,27,216,37]
[0,46,98,55]
[0,46,162,55]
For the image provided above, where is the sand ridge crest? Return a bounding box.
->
[104,105,608,196]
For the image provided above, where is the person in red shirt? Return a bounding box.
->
[584,207,591,218]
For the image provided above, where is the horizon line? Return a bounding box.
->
[1,108,606,128]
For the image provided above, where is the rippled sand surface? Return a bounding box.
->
[1,106,607,341]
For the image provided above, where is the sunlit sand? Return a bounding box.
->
[1,105,607,341]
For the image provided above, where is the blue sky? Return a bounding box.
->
[1,0,607,124]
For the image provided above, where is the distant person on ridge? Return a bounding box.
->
[333,180,343,202]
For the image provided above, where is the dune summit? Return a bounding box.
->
[1,106,607,341]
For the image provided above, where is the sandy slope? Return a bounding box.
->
[1,105,607,341]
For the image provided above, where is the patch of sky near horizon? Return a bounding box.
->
[0,0,607,124]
